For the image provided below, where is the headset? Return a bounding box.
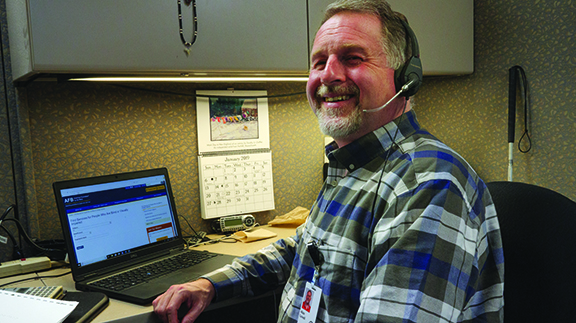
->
[394,19,423,98]
[363,18,423,113]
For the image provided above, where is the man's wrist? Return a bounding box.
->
[194,278,216,301]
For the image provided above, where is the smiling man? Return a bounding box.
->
[153,1,504,322]
[307,10,401,146]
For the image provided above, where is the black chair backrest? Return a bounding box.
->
[487,181,576,323]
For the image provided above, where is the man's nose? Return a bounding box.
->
[321,56,345,85]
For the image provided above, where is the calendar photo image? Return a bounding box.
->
[196,90,270,153]
[209,96,259,141]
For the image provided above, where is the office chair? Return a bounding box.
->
[486,181,576,323]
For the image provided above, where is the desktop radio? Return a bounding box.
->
[211,214,255,233]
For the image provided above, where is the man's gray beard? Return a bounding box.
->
[316,104,363,138]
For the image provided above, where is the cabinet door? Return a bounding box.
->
[28,0,309,75]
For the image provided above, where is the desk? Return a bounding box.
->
[0,225,296,322]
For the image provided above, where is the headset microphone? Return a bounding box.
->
[363,77,417,113]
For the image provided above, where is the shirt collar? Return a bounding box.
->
[325,110,420,173]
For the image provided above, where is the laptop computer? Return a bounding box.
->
[53,167,236,305]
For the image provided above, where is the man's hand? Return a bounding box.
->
[152,278,216,323]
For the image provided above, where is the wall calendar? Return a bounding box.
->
[196,90,275,219]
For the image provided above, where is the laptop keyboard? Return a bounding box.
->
[89,251,218,291]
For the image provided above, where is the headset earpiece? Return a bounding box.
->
[394,19,423,97]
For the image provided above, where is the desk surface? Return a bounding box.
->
[0,225,296,323]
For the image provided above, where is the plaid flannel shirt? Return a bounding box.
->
[203,110,504,322]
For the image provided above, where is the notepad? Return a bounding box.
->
[0,290,78,323]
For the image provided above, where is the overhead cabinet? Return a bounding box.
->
[7,0,310,81]
[8,0,473,81]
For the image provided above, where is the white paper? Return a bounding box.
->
[0,290,78,323]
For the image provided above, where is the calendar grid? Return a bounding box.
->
[198,152,275,219]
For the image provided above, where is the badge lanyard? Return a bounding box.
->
[307,241,322,285]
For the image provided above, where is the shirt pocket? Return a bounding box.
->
[314,240,367,321]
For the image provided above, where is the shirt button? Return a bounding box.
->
[331,180,338,186]
[349,164,355,170]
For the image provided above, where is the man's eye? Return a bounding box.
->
[312,60,326,69]
[345,56,363,64]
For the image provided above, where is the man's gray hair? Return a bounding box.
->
[322,0,409,70]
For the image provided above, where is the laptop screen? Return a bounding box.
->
[57,172,179,268]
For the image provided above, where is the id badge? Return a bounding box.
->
[297,281,322,323]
